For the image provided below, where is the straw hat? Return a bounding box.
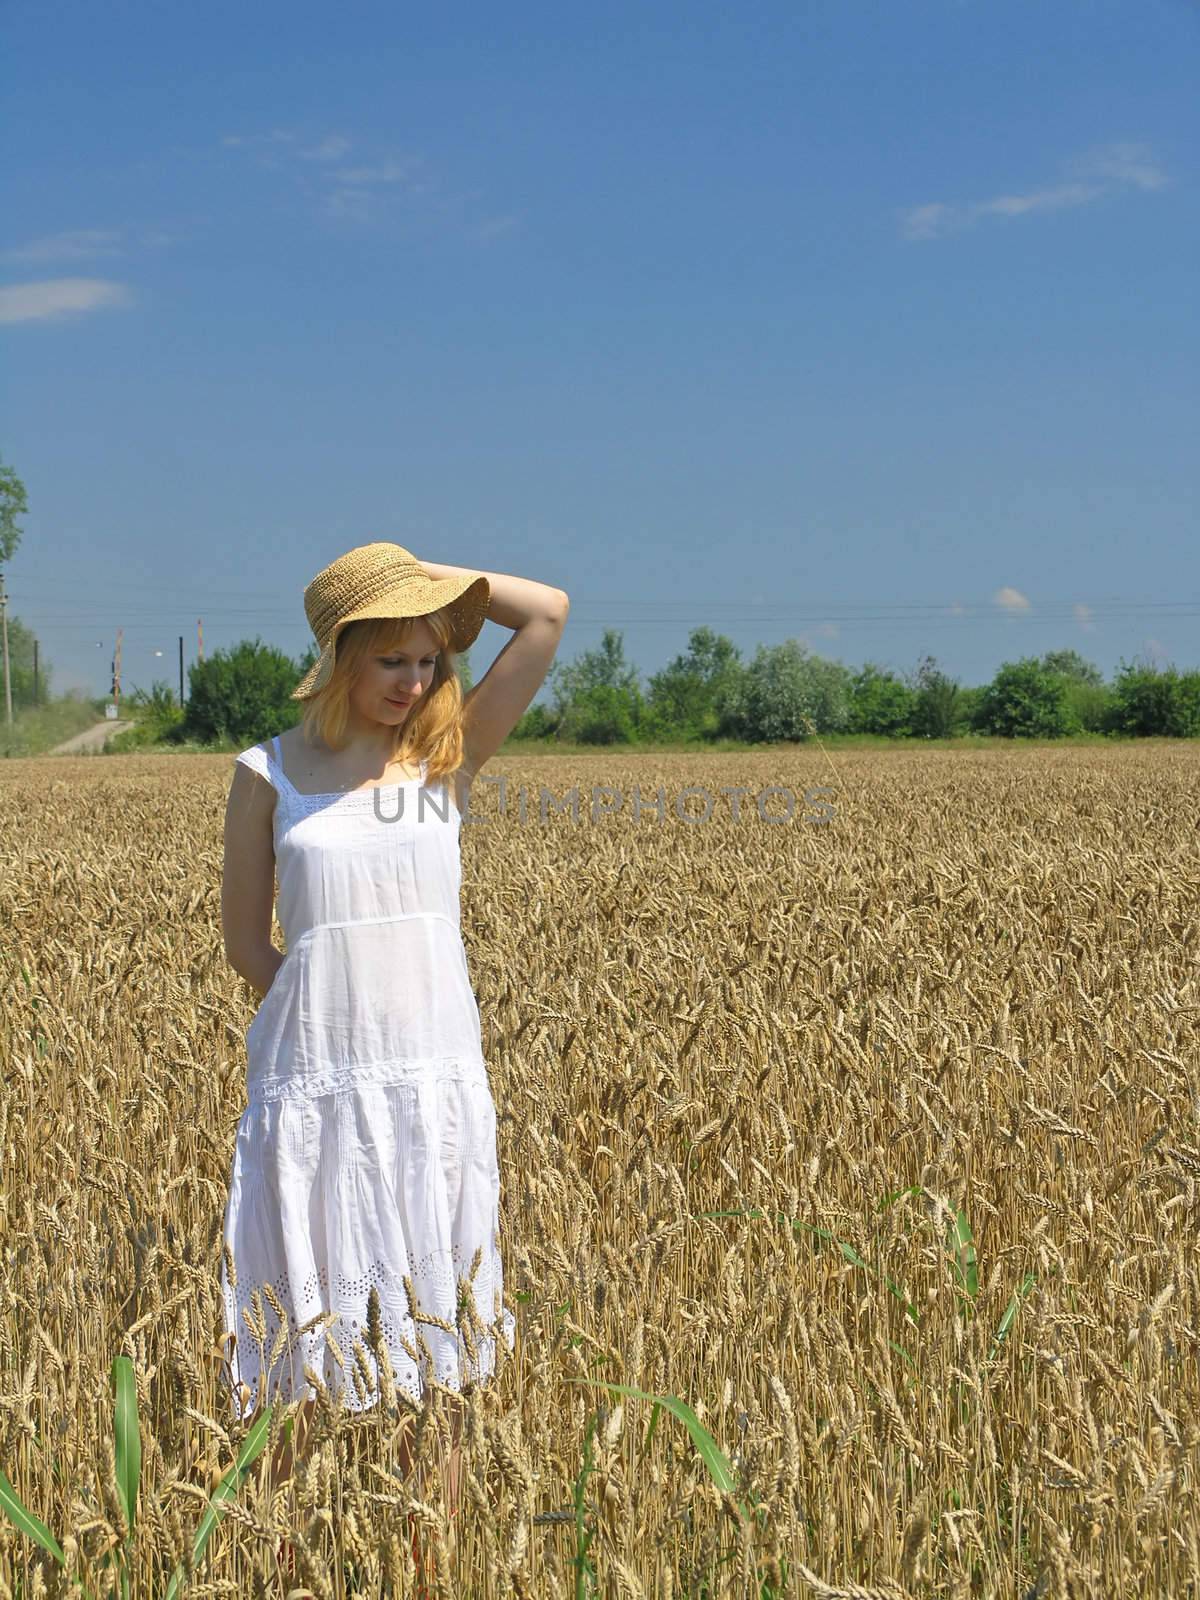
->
[291,542,490,701]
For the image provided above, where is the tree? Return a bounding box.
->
[457,648,473,694]
[510,702,560,739]
[1106,658,1200,737]
[0,615,52,710]
[558,683,640,744]
[849,663,915,736]
[908,655,962,738]
[0,452,30,725]
[644,626,742,740]
[1040,648,1103,687]
[548,628,640,704]
[976,657,1076,738]
[0,452,27,567]
[547,629,644,743]
[183,638,304,746]
[717,640,853,741]
[1035,650,1109,730]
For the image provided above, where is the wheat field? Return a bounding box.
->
[1,743,1198,1598]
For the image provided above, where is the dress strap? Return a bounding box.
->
[266,733,296,795]
[234,743,279,794]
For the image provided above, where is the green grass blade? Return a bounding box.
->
[112,1356,140,1542]
[876,1186,923,1213]
[641,1399,663,1458]
[162,1405,275,1600]
[791,1221,920,1323]
[0,1469,101,1597]
[565,1379,751,1523]
[692,1207,920,1324]
[989,1272,1036,1360]
[949,1208,979,1298]
[0,1468,66,1564]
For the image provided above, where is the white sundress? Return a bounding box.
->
[220,734,516,1419]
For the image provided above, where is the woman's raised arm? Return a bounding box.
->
[420,559,569,777]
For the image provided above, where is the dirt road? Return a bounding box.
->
[47,720,136,755]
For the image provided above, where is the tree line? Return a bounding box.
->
[107,629,1200,749]
[515,630,1200,742]
[0,453,1194,744]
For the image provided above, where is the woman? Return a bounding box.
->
[220,541,568,1558]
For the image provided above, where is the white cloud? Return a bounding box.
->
[1073,141,1167,192]
[470,213,521,242]
[1073,602,1094,631]
[299,134,352,162]
[221,128,299,172]
[222,128,296,148]
[901,203,955,242]
[973,181,1101,220]
[2,229,123,265]
[2,225,186,264]
[323,188,375,223]
[332,158,424,187]
[994,586,1031,615]
[222,130,517,242]
[901,141,1169,241]
[0,277,133,324]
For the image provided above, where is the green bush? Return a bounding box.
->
[182,637,303,747]
[1106,660,1200,737]
[644,627,743,742]
[556,683,642,744]
[1060,677,1113,734]
[909,656,964,738]
[717,641,853,741]
[849,664,915,736]
[958,685,988,732]
[975,658,1077,738]
[546,630,645,744]
[1039,648,1104,687]
[509,702,560,740]
[108,680,188,751]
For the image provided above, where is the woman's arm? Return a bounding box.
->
[420,559,569,776]
[221,760,285,997]
[421,561,567,633]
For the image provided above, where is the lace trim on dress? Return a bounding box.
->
[235,741,458,822]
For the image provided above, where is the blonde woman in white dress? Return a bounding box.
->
[220,543,568,1550]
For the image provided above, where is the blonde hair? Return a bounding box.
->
[297,611,469,784]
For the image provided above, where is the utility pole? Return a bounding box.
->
[0,567,11,728]
[111,628,123,717]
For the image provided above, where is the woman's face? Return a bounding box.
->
[348,618,442,728]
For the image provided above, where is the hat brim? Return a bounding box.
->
[291,572,489,701]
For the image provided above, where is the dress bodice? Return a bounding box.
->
[232,738,483,1098]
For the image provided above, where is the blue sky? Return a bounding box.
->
[2,0,1196,701]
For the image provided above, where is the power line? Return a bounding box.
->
[15,604,1200,631]
[8,577,1200,615]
